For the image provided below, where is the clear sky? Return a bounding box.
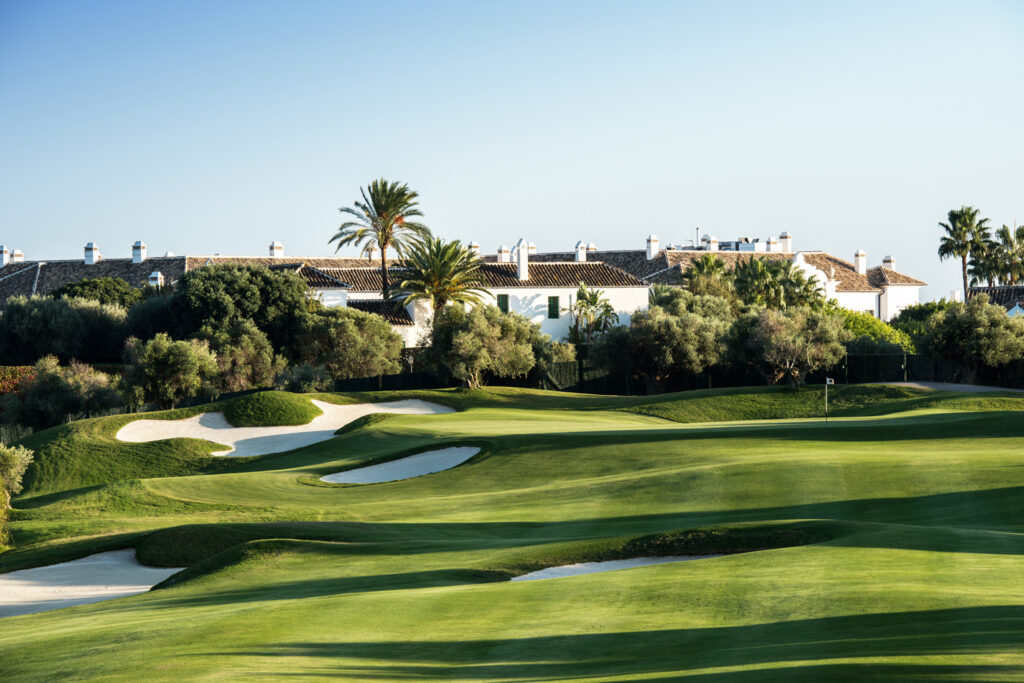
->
[1,0,1022,299]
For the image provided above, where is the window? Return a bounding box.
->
[547,296,560,319]
[497,294,509,313]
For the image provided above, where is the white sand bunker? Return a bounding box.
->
[116,399,454,457]
[321,446,481,484]
[511,555,723,582]
[0,550,179,618]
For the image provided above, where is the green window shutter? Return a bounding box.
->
[497,294,509,313]
[547,296,559,319]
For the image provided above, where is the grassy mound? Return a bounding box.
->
[221,391,322,427]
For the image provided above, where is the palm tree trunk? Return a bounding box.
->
[380,243,389,299]
[961,255,969,302]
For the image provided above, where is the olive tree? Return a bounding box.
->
[294,308,403,380]
[0,443,33,547]
[422,306,537,389]
[2,356,120,429]
[733,307,849,387]
[928,294,1024,383]
[120,334,218,408]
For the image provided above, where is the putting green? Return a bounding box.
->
[2,385,1024,681]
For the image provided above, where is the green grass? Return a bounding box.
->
[221,390,323,427]
[2,383,1024,680]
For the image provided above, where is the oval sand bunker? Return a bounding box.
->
[116,399,454,457]
[0,550,179,618]
[321,446,481,484]
[511,555,723,582]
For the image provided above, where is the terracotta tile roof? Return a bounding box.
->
[265,263,351,289]
[183,256,387,270]
[500,250,671,279]
[348,300,414,325]
[315,262,646,293]
[968,286,1024,308]
[0,257,188,307]
[867,266,927,287]
[800,253,879,293]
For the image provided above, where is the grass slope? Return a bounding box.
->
[221,391,323,427]
[2,384,1024,681]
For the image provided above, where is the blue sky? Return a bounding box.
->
[1,0,1022,299]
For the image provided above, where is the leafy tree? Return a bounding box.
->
[50,277,142,309]
[125,293,177,340]
[832,307,915,353]
[0,296,127,364]
[393,237,488,311]
[938,205,990,301]
[0,443,33,546]
[733,307,849,387]
[120,333,218,408]
[195,320,287,393]
[928,294,1024,383]
[614,306,730,391]
[567,282,619,344]
[329,179,431,298]
[171,266,310,355]
[650,288,736,322]
[422,306,537,389]
[682,254,735,299]
[2,356,120,429]
[294,308,403,380]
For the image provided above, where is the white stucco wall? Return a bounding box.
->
[316,289,348,308]
[481,286,649,340]
[834,291,879,317]
[879,285,921,321]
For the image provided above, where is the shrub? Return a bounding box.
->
[50,277,143,309]
[833,307,915,352]
[294,308,403,380]
[2,357,121,429]
[0,443,34,546]
[126,293,177,341]
[222,391,322,427]
[120,333,218,408]
[0,367,34,395]
[0,296,127,364]
[276,363,334,393]
[422,305,537,389]
[928,294,1024,383]
[890,300,953,350]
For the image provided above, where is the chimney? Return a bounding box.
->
[768,236,779,252]
[148,271,165,288]
[779,232,793,252]
[587,242,597,253]
[527,241,537,255]
[707,235,719,252]
[367,244,380,261]
[515,238,529,281]
[84,242,101,265]
[882,255,896,271]
[132,240,147,263]
[11,249,24,263]
[646,234,659,260]
[497,244,510,263]
[0,245,8,267]
[575,240,587,262]
[468,241,481,256]
[269,241,284,258]
[854,249,867,275]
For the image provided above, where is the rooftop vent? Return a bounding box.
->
[646,234,659,260]
[497,244,511,263]
[882,255,896,271]
[12,249,24,263]
[269,241,284,258]
[132,240,147,264]
[84,242,101,265]
[468,241,481,256]
[575,240,587,262]
[587,242,597,252]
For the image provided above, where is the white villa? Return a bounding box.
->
[0,231,926,348]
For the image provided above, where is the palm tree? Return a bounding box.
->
[568,282,619,344]
[968,236,1000,287]
[994,224,1024,285]
[776,263,823,309]
[734,258,784,308]
[392,237,489,312]
[682,253,733,297]
[329,179,431,297]
[938,205,990,301]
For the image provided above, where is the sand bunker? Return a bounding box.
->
[0,550,179,618]
[321,446,481,484]
[116,399,454,457]
[511,555,723,582]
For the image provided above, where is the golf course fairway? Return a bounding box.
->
[2,384,1024,681]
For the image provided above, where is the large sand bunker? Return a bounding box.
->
[511,555,723,582]
[320,446,481,484]
[0,550,179,618]
[116,399,454,457]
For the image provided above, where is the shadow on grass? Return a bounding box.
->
[198,605,1024,681]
